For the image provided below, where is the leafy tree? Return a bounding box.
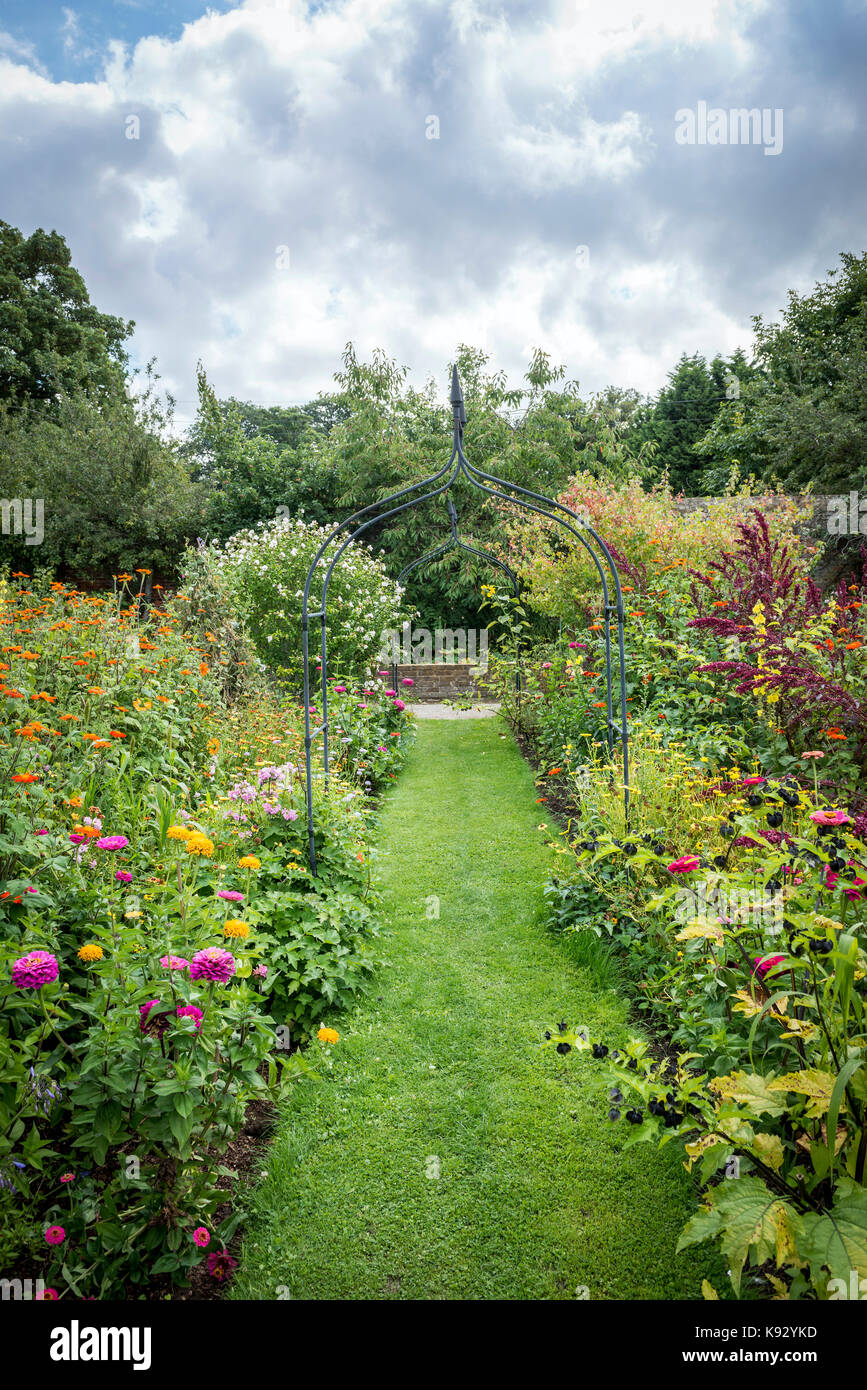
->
[695,253,867,497]
[0,221,132,407]
[0,367,202,579]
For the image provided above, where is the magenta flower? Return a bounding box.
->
[69,833,87,845]
[402,678,414,686]
[667,856,700,874]
[217,890,244,902]
[176,1005,204,1030]
[384,689,396,697]
[207,1249,238,1281]
[190,948,236,983]
[742,777,766,787]
[159,955,190,972]
[333,685,346,694]
[45,1225,66,1246]
[115,870,133,883]
[753,954,785,979]
[34,828,48,835]
[12,950,59,989]
[253,964,268,978]
[810,809,851,826]
[35,1287,59,1300]
[139,1000,170,1036]
[393,699,406,712]
[96,835,129,851]
[193,1227,210,1248]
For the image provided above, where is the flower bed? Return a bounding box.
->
[0,572,413,1297]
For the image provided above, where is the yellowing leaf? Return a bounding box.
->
[675,918,725,945]
[710,1071,788,1118]
[752,1133,785,1172]
[768,1069,836,1117]
[701,1279,719,1300]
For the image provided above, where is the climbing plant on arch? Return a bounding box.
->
[301,366,630,873]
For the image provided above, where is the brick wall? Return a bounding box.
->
[394,663,486,702]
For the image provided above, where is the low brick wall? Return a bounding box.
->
[395,663,486,702]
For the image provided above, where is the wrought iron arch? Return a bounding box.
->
[301,366,629,874]
[390,495,523,697]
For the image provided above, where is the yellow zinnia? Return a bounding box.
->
[77,943,103,963]
[238,855,261,870]
[167,825,191,840]
[317,1026,339,1044]
[223,919,250,939]
[186,832,215,857]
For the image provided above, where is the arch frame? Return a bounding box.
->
[300,366,629,874]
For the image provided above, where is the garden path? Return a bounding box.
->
[232,718,714,1299]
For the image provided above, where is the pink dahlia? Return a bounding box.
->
[45,1225,65,1246]
[176,1005,204,1030]
[190,948,236,983]
[12,950,59,989]
[96,835,129,851]
[159,955,190,972]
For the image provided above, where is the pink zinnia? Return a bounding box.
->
[35,1287,59,1300]
[333,685,346,693]
[190,948,236,983]
[193,1227,210,1248]
[176,1005,204,1030]
[667,856,700,874]
[207,1249,238,1281]
[34,828,48,835]
[810,810,851,826]
[402,678,414,686]
[69,833,87,845]
[753,954,785,979]
[96,835,129,851]
[384,689,396,697]
[159,955,190,972]
[217,890,244,902]
[12,950,59,989]
[139,1000,170,1036]
[742,777,766,786]
[45,1226,65,1246]
[115,870,133,883]
[393,699,406,711]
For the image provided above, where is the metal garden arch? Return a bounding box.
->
[301,366,629,874]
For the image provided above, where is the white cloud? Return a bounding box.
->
[0,0,863,428]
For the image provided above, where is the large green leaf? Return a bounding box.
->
[678,1177,802,1293]
[797,1181,867,1285]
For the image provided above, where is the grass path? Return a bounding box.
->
[232,718,716,1300]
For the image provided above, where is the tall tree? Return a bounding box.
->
[0,221,132,407]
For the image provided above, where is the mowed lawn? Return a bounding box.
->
[231,717,719,1300]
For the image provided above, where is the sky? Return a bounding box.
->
[1,0,866,429]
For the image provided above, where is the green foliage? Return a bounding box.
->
[695,252,867,495]
[0,573,411,1296]
[0,221,132,408]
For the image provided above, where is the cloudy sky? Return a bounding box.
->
[1,0,865,426]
